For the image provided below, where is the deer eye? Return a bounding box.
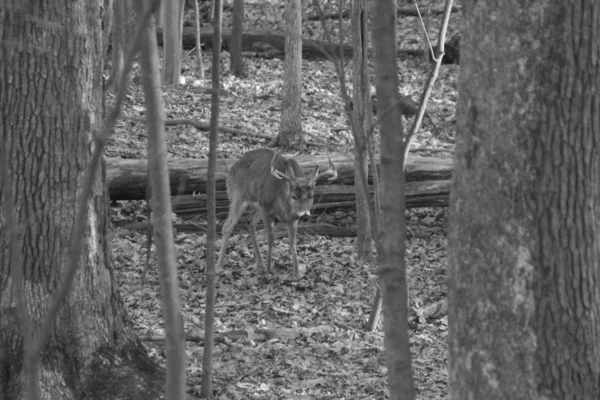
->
[292,194,299,200]
[308,193,313,200]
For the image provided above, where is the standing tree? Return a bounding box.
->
[201,0,223,395]
[162,0,184,84]
[194,0,206,79]
[370,0,415,399]
[449,1,600,398]
[276,0,303,148]
[102,0,114,57]
[110,0,132,88]
[351,0,374,261]
[230,0,245,77]
[0,1,164,398]
[135,0,186,398]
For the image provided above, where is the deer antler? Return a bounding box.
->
[316,155,337,182]
[270,151,293,182]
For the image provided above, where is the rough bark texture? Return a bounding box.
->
[277,0,303,148]
[533,2,600,397]
[0,1,163,398]
[351,0,374,261]
[370,1,415,399]
[449,1,600,399]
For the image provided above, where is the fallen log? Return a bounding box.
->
[306,5,462,21]
[171,179,450,218]
[140,324,337,345]
[156,27,353,60]
[157,27,423,61]
[107,154,452,217]
[106,153,452,200]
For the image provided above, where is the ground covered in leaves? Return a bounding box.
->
[109,0,458,398]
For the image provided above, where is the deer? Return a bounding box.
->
[215,148,337,279]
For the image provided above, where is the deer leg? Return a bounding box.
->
[216,198,247,273]
[248,209,265,273]
[260,208,275,275]
[287,219,300,279]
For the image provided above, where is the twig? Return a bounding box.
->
[403,0,454,169]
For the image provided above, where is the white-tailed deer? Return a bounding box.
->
[216,148,337,279]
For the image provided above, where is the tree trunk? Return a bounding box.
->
[102,0,114,57]
[110,0,127,87]
[351,0,374,262]
[194,0,206,79]
[370,0,415,399]
[449,1,600,398]
[0,1,163,398]
[201,0,223,395]
[230,0,245,77]
[162,0,184,84]
[277,0,303,148]
[135,0,186,397]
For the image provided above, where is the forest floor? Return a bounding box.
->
[108,0,459,398]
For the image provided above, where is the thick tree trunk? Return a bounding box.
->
[277,0,303,148]
[449,1,600,398]
[0,1,163,398]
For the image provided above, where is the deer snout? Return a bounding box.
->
[295,210,311,220]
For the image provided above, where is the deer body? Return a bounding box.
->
[216,148,336,279]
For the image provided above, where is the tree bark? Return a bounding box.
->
[449,1,600,398]
[194,0,206,79]
[0,1,163,398]
[371,0,415,399]
[277,0,303,148]
[110,0,127,88]
[162,0,184,84]
[351,0,374,261]
[201,0,223,394]
[135,0,186,397]
[230,0,245,76]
